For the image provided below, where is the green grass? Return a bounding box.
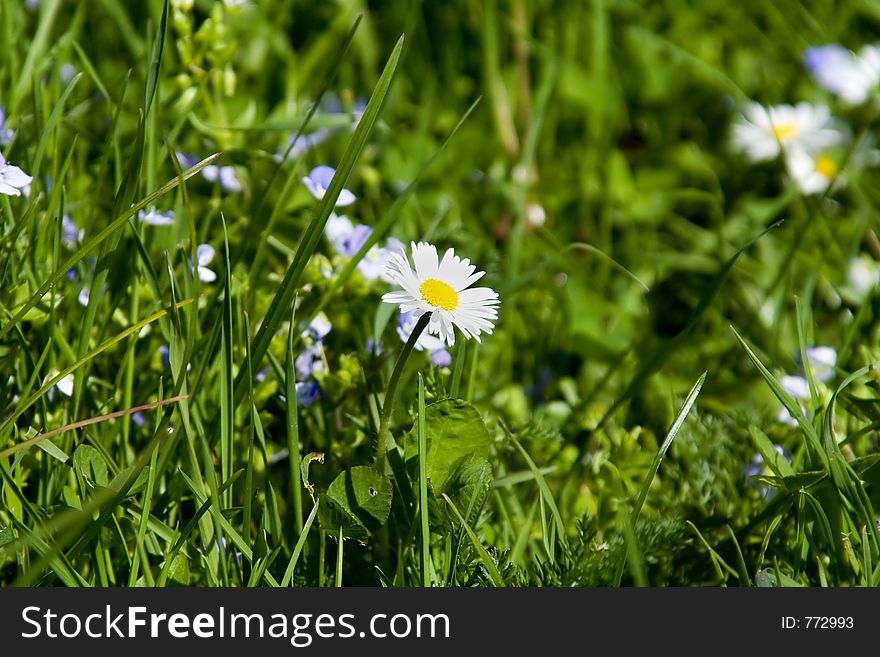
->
[1,0,880,587]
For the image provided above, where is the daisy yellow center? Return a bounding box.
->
[772,122,797,142]
[419,278,458,311]
[814,154,837,178]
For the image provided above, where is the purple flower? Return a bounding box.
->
[131,411,148,427]
[159,345,170,369]
[302,165,356,207]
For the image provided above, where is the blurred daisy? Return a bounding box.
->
[302,165,356,207]
[397,310,451,367]
[382,242,500,347]
[848,256,880,295]
[731,102,845,162]
[194,244,216,283]
[0,105,13,147]
[785,149,841,195]
[805,44,880,106]
[0,150,33,196]
[138,206,175,226]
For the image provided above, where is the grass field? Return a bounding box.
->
[1,0,880,587]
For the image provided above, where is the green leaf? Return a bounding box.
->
[749,425,795,478]
[73,444,109,487]
[36,438,70,464]
[165,554,190,587]
[319,466,393,538]
[439,455,493,524]
[405,399,492,492]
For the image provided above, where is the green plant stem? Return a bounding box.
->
[376,313,430,470]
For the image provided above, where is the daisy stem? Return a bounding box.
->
[376,313,430,469]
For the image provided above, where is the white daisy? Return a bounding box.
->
[381,242,499,347]
[0,150,33,196]
[731,102,846,162]
[805,44,880,106]
[785,148,841,195]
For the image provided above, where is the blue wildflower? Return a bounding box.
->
[302,165,356,207]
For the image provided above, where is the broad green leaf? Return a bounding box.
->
[73,444,109,487]
[405,399,492,492]
[437,455,493,526]
[166,554,190,587]
[319,466,393,537]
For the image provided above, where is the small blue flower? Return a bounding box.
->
[302,165,356,207]
[340,224,373,257]
[138,206,175,226]
[61,214,83,248]
[202,164,241,193]
[159,345,170,369]
[277,128,333,161]
[429,348,452,367]
[365,337,382,356]
[795,346,837,383]
[295,380,321,408]
[301,312,333,343]
[0,105,13,147]
[194,244,217,283]
[131,411,148,427]
[295,345,323,380]
[398,310,451,366]
[175,152,200,169]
